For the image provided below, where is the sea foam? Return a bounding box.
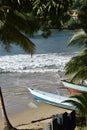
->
[0,53,73,73]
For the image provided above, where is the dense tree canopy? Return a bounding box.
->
[0,0,73,54]
[78,2,87,34]
[32,0,73,29]
[72,0,85,9]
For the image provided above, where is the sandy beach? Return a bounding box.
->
[0,102,71,130]
[0,30,78,130]
[0,72,71,129]
[0,72,68,116]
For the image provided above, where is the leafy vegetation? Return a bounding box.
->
[64,1,87,82]
[72,0,85,9]
[64,2,87,127]
[65,93,87,116]
[0,0,73,54]
[0,0,40,54]
[32,0,72,29]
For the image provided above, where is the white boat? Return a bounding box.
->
[28,88,76,110]
[61,80,87,93]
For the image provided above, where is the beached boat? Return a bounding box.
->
[61,80,87,93]
[28,88,76,110]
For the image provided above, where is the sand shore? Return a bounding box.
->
[0,102,71,130]
[0,72,71,129]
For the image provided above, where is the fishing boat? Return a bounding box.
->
[61,80,87,93]
[28,88,76,110]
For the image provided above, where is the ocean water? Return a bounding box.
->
[0,30,80,73]
[0,30,80,116]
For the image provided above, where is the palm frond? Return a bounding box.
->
[0,24,35,55]
[71,67,87,81]
[64,99,87,115]
[0,6,38,54]
[68,30,87,47]
[64,94,87,115]
[64,48,87,80]
[72,94,87,106]
[5,11,38,36]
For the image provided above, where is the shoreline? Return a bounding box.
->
[0,102,71,129]
[0,72,68,117]
[0,72,70,129]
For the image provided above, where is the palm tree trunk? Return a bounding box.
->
[0,87,14,130]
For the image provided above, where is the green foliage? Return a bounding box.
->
[32,0,73,29]
[0,0,39,54]
[64,2,87,81]
[64,93,87,116]
[64,2,87,121]
[78,2,87,33]
[64,48,87,81]
[72,0,85,9]
[0,0,74,53]
[68,30,87,47]
[63,18,79,29]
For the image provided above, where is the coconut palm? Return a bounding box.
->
[64,2,87,81]
[68,30,87,47]
[64,93,87,126]
[64,93,87,116]
[0,0,39,55]
[64,48,87,82]
[63,3,87,127]
[0,0,74,54]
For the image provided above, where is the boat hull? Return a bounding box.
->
[61,80,87,93]
[68,88,81,94]
[28,88,76,110]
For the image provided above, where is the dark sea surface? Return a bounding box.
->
[0,30,81,117]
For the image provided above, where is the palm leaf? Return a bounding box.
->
[64,48,87,80]
[7,11,38,35]
[68,30,87,47]
[64,94,87,116]
[0,24,35,54]
[64,99,87,115]
[71,67,87,81]
[0,5,38,54]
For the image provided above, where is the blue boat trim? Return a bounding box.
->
[33,95,75,110]
[30,90,76,110]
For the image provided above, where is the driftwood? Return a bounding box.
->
[0,87,30,130]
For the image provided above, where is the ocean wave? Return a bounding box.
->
[0,53,73,73]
